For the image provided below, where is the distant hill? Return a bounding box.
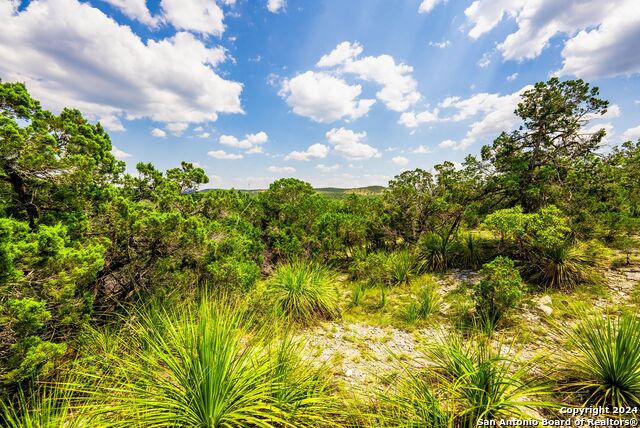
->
[200,185,385,198]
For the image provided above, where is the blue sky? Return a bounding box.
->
[3,0,640,189]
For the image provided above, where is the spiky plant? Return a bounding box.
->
[267,262,340,324]
[562,313,640,408]
[528,241,595,290]
[349,282,366,307]
[389,249,414,286]
[78,299,339,427]
[417,233,453,272]
[417,284,441,319]
[428,336,552,425]
[376,368,449,427]
[457,233,483,269]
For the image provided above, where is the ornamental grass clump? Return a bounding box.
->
[562,313,640,408]
[267,262,340,324]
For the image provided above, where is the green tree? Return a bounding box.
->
[0,81,123,231]
[482,78,609,211]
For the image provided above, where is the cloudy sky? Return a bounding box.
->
[3,0,640,189]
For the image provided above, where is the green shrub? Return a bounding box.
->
[527,240,596,290]
[473,257,526,328]
[267,262,340,324]
[562,313,640,408]
[428,336,552,423]
[389,249,414,286]
[417,233,453,272]
[77,299,337,426]
[417,285,441,319]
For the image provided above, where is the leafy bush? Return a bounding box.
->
[562,313,640,408]
[266,262,340,324]
[473,257,526,327]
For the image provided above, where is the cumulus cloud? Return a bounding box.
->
[101,0,159,26]
[160,0,225,36]
[412,145,431,154]
[219,131,268,153]
[207,150,243,160]
[268,165,296,173]
[166,122,189,135]
[464,0,640,79]
[622,125,640,142]
[111,145,132,160]
[279,71,375,123]
[402,86,533,150]
[267,0,286,13]
[151,128,167,138]
[317,41,421,112]
[284,143,329,161]
[507,72,518,81]
[316,164,341,173]
[391,156,409,166]
[0,0,243,131]
[398,108,440,128]
[418,0,446,14]
[326,127,380,160]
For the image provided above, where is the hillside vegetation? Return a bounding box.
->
[1,78,639,426]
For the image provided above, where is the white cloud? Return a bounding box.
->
[439,139,457,148]
[477,52,491,68]
[398,109,440,128]
[151,128,167,138]
[507,72,518,81]
[316,164,341,173]
[111,145,132,160]
[391,156,409,166]
[160,0,225,36]
[198,132,211,138]
[207,150,243,160]
[219,131,268,153]
[428,40,451,49]
[326,127,380,160]
[284,143,329,161]
[318,41,422,112]
[418,0,446,14]
[100,0,159,26]
[280,71,375,123]
[166,122,188,135]
[0,0,242,131]
[268,165,296,173]
[622,125,640,142]
[464,0,640,79]
[267,0,286,13]
[412,145,431,154]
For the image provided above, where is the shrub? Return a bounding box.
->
[417,285,442,319]
[267,262,340,324]
[473,257,526,327]
[455,233,483,269]
[417,233,453,272]
[349,283,366,307]
[389,249,414,286]
[428,336,552,423]
[77,299,337,426]
[527,240,596,290]
[349,251,392,287]
[562,313,640,408]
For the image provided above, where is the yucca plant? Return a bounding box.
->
[376,368,449,427]
[457,233,483,269]
[389,249,414,286]
[417,232,453,272]
[0,384,102,428]
[267,262,340,324]
[417,284,441,319]
[528,241,595,290]
[562,313,640,408]
[428,336,552,425]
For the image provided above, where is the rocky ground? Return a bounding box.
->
[299,262,640,393]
